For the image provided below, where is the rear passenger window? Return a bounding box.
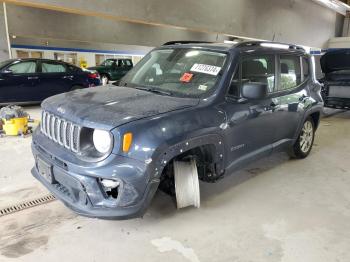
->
[42,62,66,73]
[302,57,309,80]
[242,55,275,93]
[279,55,301,90]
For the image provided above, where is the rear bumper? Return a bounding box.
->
[31,138,159,220]
[324,97,350,109]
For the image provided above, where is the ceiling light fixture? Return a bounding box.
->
[312,0,350,16]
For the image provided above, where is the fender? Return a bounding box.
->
[152,133,226,179]
[293,104,322,141]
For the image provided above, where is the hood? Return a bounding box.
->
[42,86,199,130]
[321,49,350,74]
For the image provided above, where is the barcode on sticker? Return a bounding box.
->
[191,64,221,76]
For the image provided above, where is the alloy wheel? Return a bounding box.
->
[299,120,314,153]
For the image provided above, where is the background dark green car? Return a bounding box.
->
[88,58,133,85]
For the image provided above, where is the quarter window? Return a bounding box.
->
[8,61,36,74]
[125,60,132,66]
[242,55,275,93]
[279,55,301,91]
[42,62,66,73]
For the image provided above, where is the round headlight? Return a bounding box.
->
[93,129,113,154]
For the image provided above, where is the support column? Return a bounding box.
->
[0,3,11,60]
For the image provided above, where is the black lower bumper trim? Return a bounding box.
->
[31,167,159,220]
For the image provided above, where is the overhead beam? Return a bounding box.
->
[0,0,343,48]
[1,0,258,41]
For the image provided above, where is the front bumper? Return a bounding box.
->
[31,134,159,220]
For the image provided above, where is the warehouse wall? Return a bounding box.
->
[3,0,345,48]
[0,5,9,60]
[6,5,224,51]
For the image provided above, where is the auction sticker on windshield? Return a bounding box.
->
[190,64,221,76]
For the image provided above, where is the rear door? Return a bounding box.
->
[0,60,40,103]
[272,54,310,150]
[36,60,72,100]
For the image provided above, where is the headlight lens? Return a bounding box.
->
[92,129,113,154]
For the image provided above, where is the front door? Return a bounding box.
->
[0,60,40,103]
[220,53,279,170]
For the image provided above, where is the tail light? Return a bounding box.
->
[88,72,100,79]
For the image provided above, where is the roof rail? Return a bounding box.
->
[162,41,213,46]
[235,41,305,51]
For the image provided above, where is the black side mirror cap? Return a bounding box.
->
[2,69,13,75]
[242,82,268,100]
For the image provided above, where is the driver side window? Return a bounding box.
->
[8,61,36,74]
[242,55,275,93]
[228,54,276,97]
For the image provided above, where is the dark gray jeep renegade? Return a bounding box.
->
[31,41,323,219]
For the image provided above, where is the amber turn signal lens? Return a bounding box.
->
[122,132,133,152]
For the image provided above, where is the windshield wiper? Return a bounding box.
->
[134,86,173,96]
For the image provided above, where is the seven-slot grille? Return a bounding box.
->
[40,111,81,153]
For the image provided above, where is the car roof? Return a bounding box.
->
[12,58,69,63]
[160,40,307,55]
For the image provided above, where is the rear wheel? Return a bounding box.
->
[101,75,109,86]
[290,117,315,159]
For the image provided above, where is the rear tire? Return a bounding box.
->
[289,117,315,159]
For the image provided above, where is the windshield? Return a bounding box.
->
[0,60,13,69]
[120,48,227,98]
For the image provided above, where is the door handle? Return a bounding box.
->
[299,94,307,102]
[63,75,74,80]
[28,76,39,80]
[270,102,279,107]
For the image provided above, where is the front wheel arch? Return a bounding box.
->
[155,134,226,182]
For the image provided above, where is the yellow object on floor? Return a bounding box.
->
[2,117,29,136]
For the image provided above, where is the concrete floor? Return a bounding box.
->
[0,106,350,262]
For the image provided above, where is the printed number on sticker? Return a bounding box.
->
[191,64,221,76]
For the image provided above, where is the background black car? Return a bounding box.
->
[0,58,101,105]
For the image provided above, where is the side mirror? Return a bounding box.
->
[2,69,13,75]
[242,82,268,100]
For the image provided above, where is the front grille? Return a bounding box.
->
[41,111,81,153]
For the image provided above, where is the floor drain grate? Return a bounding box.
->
[0,194,56,217]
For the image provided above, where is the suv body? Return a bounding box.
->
[88,58,133,85]
[31,41,323,219]
[320,49,350,109]
[0,58,101,105]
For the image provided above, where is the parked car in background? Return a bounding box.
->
[87,58,133,85]
[320,49,350,109]
[0,58,101,105]
[31,41,323,219]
